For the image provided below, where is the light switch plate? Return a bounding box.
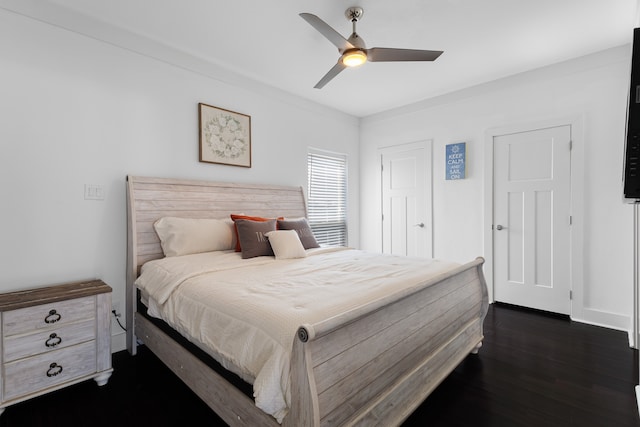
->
[84,184,104,200]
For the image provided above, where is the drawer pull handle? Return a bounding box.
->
[44,309,61,324]
[45,333,62,348]
[46,363,63,377]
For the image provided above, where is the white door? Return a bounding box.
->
[381,141,432,258]
[493,125,571,314]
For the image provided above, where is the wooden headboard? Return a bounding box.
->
[126,175,307,272]
[125,175,307,351]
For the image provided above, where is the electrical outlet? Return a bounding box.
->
[111,300,126,333]
[112,300,122,317]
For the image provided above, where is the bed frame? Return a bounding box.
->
[126,175,489,426]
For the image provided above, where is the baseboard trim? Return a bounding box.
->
[111,331,126,353]
[572,307,630,333]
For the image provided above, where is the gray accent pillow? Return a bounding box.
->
[277,218,320,249]
[235,219,277,259]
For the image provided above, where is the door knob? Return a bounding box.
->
[496,224,504,230]
[414,223,425,228]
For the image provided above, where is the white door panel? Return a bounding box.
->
[381,142,432,258]
[494,126,571,314]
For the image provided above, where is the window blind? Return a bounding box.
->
[307,150,348,246]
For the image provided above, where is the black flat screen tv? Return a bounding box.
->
[623,28,640,201]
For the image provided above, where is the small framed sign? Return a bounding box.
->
[446,142,466,180]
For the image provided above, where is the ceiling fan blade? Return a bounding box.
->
[300,13,355,51]
[314,62,347,89]
[367,48,443,62]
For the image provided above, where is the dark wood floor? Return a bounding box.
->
[0,303,638,427]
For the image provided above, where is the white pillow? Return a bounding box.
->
[265,230,307,260]
[154,217,235,257]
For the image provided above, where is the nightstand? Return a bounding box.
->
[0,279,113,414]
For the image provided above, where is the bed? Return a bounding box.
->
[126,175,489,426]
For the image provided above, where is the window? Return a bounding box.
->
[307,150,348,246]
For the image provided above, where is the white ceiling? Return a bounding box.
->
[4,0,639,117]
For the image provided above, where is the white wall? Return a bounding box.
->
[2,6,633,349]
[0,10,360,351]
[360,45,634,333]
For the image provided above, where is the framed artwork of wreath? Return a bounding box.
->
[198,102,251,167]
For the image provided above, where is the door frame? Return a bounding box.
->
[378,140,433,258]
[483,116,584,319]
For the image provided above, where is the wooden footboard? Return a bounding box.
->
[286,257,488,427]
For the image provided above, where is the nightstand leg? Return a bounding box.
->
[470,341,483,355]
[94,370,113,386]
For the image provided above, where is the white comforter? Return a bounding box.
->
[135,247,459,422]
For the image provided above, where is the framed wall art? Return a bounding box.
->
[445,142,466,180]
[198,102,251,167]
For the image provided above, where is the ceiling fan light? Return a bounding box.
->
[342,50,367,67]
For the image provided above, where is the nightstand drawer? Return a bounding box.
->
[4,341,97,401]
[3,319,96,363]
[3,296,95,337]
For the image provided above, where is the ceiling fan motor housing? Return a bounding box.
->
[342,7,366,57]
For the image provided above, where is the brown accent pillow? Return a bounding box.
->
[277,218,320,249]
[235,219,277,259]
[230,214,283,251]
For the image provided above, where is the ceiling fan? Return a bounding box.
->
[300,7,443,89]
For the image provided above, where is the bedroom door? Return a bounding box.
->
[493,125,571,314]
[381,141,433,258]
